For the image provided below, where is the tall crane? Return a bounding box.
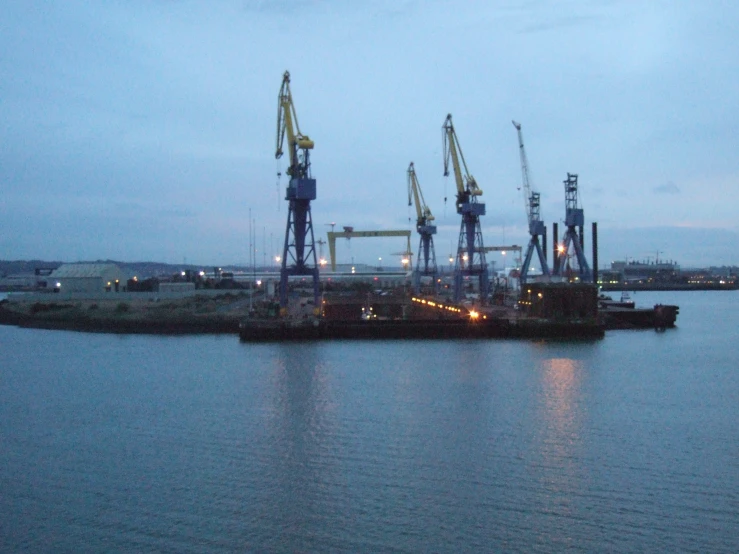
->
[442,114,489,303]
[553,172,592,282]
[512,120,549,285]
[275,70,319,308]
[407,162,438,293]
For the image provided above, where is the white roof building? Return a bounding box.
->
[50,263,129,293]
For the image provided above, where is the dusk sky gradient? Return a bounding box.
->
[2,0,738,269]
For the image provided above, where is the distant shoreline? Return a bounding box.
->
[599,283,737,291]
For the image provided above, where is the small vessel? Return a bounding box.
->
[598,291,635,309]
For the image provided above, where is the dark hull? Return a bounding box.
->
[601,304,679,330]
[239,317,605,342]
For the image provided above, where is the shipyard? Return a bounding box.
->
[237,73,682,341]
[0,71,695,338]
[4,3,739,553]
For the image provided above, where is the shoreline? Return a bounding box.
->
[0,296,243,335]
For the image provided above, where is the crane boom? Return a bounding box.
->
[442,114,482,203]
[276,71,314,178]
[407,162,434,229]
[512,120,535,225]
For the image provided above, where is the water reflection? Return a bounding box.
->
[542,357,581,440]
[531,356,587,545]
[258,345,345,549]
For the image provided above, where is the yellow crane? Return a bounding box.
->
[441,114,489,303]
[275,71,319,309]
[407,162,438,292]
[276,71,314,173]
[327,229,412,272]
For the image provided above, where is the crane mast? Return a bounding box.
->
[512,120,549,285]
[553,172,592,282]
[442,114,489,303]
[407,162,438,293]
[275,71,319,309]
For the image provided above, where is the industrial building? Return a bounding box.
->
[49,263,128,293]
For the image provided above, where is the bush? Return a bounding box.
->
[115,302,130,314]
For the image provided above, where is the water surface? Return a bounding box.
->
[1,291,737,552]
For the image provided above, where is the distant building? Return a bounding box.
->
[609,260,680,284]
[49,263,129,293]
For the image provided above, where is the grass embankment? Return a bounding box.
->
[0,294,249,334]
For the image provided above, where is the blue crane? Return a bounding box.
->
[512,120,549,285]
[553,173,592,282]
[275,71,320,309]
[442,114,489,303]
[407,162,438,293]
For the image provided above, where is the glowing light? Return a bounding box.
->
[469,310,479,319]
[275,256,281,263]
[557,244,565,253]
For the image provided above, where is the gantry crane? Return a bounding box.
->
[326,229,411,272]
[442,114,489,303]
[512,120,549,285]
[553,173,592,282]
[407,162,438,293]
[275,70,320,308]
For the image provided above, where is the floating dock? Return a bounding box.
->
[239,282,679,342]
[238,315,605,342]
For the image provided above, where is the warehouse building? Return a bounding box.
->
[49,263,129,293]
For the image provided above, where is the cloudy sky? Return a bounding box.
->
[2,0,737,269]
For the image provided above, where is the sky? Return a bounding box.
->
[2,0,738,269]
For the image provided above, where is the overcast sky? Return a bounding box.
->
[2,0,737,269]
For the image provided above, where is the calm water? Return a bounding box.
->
[1,291,738,552]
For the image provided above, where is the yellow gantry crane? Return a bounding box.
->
[275,71,320,308]
[442,114,489,303]
[407,162,438,292]
[327,229,411,272]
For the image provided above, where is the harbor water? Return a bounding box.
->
[1,291,738,552]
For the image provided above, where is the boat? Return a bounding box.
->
[598,291,635,309]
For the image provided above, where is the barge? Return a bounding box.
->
[599,303,679,330]
[240,283,606,342]
[238,315,605,342]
